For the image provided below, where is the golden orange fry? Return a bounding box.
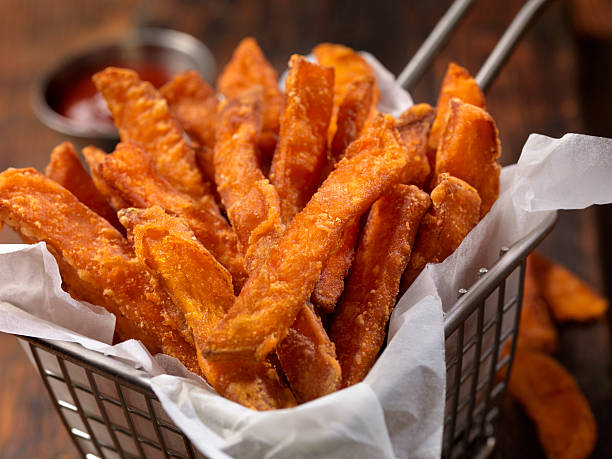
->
[100,142,247,291]
[45,142,121,231]
[270,55,334,223]
[202,114,408,362]
[329,76,375,167]
[509,348,597,459]
[82,145,130,211]
[277,302,341,402]
[214,89,283,272]
[331,185,430,387]
[429,62,486,151]
[517,255,559,353]
[434,98,501,218]
[93,67,207,198]
[395,103,435,187]
[0,168,200,374]
[120,206,296,410]
[401,173,481,292]
[530,252,608,322]
[310,220,360,313]
[215,89,341,401]
[217,37,283,163]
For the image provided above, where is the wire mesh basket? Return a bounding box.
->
[12,210,557,459]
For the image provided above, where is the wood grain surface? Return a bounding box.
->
[0,0,610,458]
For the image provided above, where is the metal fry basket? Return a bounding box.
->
[15,210,557,459]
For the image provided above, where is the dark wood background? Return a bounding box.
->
[0,0,610,457]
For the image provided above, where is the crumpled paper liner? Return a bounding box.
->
[1,51,611,458]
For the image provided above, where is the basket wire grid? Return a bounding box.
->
[11,0,557,457]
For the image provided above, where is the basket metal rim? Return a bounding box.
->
[18,209,558,399]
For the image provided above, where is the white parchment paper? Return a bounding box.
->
[1,53,611,459]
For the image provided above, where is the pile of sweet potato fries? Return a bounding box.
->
[0,38,502,410]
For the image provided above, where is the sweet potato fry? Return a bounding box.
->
[434,98,501,218]
[81,145,130,211]
[217,37,283,163]
[395,103,435,187]
[0,168,200,374]
[429,62,486,151]
[215,89,341,400]
[401,174,481,292]
[270,55,334,222]
[202,114,408,362]
[530,252,608,322]
[45,142,121,230]
[214,89,283,272]
[509,348,597,459]
[93,67,207,198]
[331,185,430,386]
[99,142,247,291]
[329,76,375,166]
[277,302,341,402]
[517,255,559,353]
[310,220,360,313]
[119,206,296,410]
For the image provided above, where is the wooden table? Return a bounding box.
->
[0,1,610,457]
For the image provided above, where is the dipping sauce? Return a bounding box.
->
[54,63,171,133]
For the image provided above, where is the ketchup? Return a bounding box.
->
[55,62,171,132]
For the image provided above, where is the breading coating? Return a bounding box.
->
[82,145,129,211]
[517,255,559,353]
[215,90,341,401]
[202,114,408,362]
[401,174,481,292]
[509,349,597,459]
[93,67,207,198]
[395,103,435,187]
[100,142,247,291]
[310,220,359,313]
[45,142,121,230]
[120,206,296,410]
[0,168,200,374]
[530,252,609,322]
[434,99,501,218]
[428,62,486,151]
[270,55,334,223]
[330,185,430,386]
[217,37,283,162]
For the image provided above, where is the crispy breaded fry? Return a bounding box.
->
[202,114,408,362]
[119,206,296,410]
[434,99,501,217]
[270,55,334,222]
[329,76,375,166]
[100,142,247,291]
[311,220,359,313]
[160,70,218,150]
[401,174,481,292]
[277,302,341,402]
[429,62,486,151]
[45,142,121,230]
[217,37,283,162]
[214,89,283,272]
[509,348,597,459]
[530,252,609,322]
[82,145,130,211]
[93,67,207,198]
[395,103,435,187]
[215,89,341,400]
[517,255,559,353]
[331,185,430,386]
[0,168,200,373]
